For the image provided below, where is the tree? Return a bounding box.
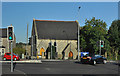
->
[108,20,120,60]
[13,42,26,58]
[80,17,109,56]
[16,42,26,48]
[12,47,26,57]
[118,20,120,51]
[80,27,87,52]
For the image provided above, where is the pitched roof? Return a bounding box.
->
[0,28,7,38]
[33,20,78,40]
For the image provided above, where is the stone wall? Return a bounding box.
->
[36,39,77,59]
[2,38,16,53]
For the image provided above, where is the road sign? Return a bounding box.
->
[81,52,89,57]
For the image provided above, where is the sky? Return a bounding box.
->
[1,2,118,43]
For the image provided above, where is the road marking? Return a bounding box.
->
[0,60,42,63]
[14,69,27,75]
[45,68,51,71]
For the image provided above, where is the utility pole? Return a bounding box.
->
[78,23,80,61]
[25,24,28,59]
[27,24,28,59]
[31,36,33,60]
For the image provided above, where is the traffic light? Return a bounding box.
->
[101,40,104,48]
[54,42,56,46]
[7,26,14,41]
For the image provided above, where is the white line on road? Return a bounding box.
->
[45,68,51,71]
[14,69,27,75]
[0,60,42,63]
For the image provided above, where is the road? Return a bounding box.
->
[2,60,119,76]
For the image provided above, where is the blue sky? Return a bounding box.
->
[2,2,118,43]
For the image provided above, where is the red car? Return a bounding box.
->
[3,53,20,61]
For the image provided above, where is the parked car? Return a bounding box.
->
[3,53,20,61]
[81,54,107,65]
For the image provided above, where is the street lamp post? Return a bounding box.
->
[78,23,80,61]
[78,6,81,61]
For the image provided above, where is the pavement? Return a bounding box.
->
[41,59,64,62]
[0,60,42,63]
[0,59,119,63]
[41,59,119,63]
[2,67,26,74]
[107,60,119,63]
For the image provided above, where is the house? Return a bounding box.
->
[31,19,79,59]
[0,28,16,56]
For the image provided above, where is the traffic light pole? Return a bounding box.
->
[51,40,52,59]
[31,36,33,60]
[11,41,13,72]
[99,40,101,55]
[7,25,14,72]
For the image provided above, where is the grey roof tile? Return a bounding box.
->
[0,28,7,38]
[34,20,78,40]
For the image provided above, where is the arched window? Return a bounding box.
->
[40,48,45,56]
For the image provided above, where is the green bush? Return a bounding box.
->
[107,55,116,61]
[12,47,26,57]
[68,57,73,59]
[58,58,61,60]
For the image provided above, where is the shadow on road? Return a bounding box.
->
[13,62,16,71]
[74,61,97,66]
[112,63,120,66]
[74,61,81,64]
